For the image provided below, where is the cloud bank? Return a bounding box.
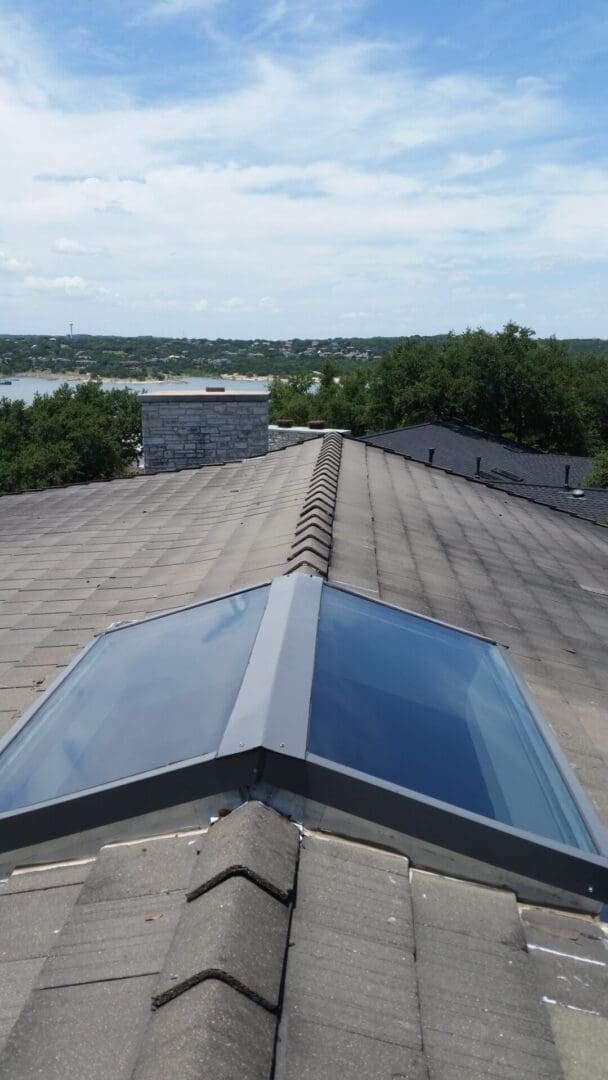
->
[1,2,607,336]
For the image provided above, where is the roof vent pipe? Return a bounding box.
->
[564,464,571,490]
[475,456,482,477]
[428,448,435,464]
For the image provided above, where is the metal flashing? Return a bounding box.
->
[218,574,322,758]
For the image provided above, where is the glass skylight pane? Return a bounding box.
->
[309,587,596,853]
[0,586,269,811]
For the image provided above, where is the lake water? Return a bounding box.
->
[0,375,269,406]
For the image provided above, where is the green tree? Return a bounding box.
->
[587,450,608,488]
[0,382,141,493]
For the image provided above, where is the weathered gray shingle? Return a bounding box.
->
[138,804,299,1077]
[521,905,608,1020]
[0,801,603,1079]
[1,976,156,1080]
[133,978,276,1080]
[329,441,608,834]
[77,835,198,904]
[0,438,322,734]
[187,800,299,903]
[37,891,184,988]
[0,885,81,962]
[411,871,563,1080]
[275,834,423,1080]
[361,421,607,522]
[153,875,289,1010]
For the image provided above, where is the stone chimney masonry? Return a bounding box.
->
[140,390,269,474]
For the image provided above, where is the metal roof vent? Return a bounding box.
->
[571,489,585,498]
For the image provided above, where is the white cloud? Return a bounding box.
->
[262,1,288,28]
[0,14,607,335]
[144,0,220,19]
[20,275,112,300]
[218,296,244,311]
[0,249,26,274]
[444,150,505,179]
[258,0,364,34]
[52,237,102,255]
[21,275,90,293]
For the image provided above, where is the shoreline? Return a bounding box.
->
[221,372,276,381]
[7,370,186,385]
[5,370,273,385]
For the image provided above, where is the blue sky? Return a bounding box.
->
[1,0,607,337]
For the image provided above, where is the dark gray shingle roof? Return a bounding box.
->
[330,440,608,834]
[0,438,322,736]
[361,421,608,523]
[3,802,606,1079]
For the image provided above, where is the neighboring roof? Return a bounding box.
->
[1,434,608,1078]
[361,421,608,523]
[1,801,607,1079]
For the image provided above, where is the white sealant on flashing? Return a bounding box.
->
[542,996,600,1016]
[528,944,606,967]
[11,856,95,876]
[105,826,207,850]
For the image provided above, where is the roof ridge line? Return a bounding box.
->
[286,432,343,576]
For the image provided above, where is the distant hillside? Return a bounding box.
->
[0,332,606,380]
[553,339,608,356]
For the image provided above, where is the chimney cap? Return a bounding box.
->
[138,390,269,403]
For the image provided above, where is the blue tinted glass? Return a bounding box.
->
[309,587,595,853]
[0,586,269,811]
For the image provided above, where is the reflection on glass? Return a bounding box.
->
[0,586,269,811]
[309,587,595,853]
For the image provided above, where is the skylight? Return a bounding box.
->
[0,586,269,811]
[0,573,606,903]
[309,587,595,852]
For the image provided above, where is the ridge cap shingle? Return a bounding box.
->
[286,432,343,577]
[131,801,300,1079]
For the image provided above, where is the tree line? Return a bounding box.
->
[0,382,141,493]
[1,324,607,493]
[269,324,608,485]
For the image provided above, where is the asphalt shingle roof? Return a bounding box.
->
[361,421,608,523]
[0,438,321,736]
[3,802,607,1079]
[1,434,608,1078]
[330,439,608,834]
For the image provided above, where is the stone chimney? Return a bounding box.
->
[140,390,269,474]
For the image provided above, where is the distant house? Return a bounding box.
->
[361,419,608,523]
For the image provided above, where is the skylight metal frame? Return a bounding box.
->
[0,573,607,904]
